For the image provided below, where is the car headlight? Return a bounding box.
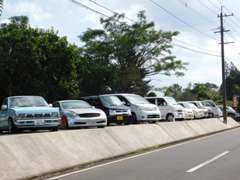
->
[127,109,131,115]
[66,111,78,118]
[17,113,26,119]
[51,112,59,118]
[109,110,116,116]
[139,107,157,111]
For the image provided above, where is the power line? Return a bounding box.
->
[177,0,215,24]
[149,0,218,41]
[70,0,110,18]
[174,38,220,54]
[86,0,135,22]
[197,0,218,15]
[173,42,221,57]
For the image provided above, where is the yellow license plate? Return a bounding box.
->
[116,115,123,121]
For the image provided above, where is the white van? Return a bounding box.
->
[146,96,184,121]
[113,94,161,123]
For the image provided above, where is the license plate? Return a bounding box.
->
[116,115,123,121]
[35,120,45,126]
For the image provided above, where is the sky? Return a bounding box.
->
[1,0,240,89]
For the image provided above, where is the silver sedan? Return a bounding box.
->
[53,100,107,128]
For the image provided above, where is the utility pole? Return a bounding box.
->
[215,6,233,124]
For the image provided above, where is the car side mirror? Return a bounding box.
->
[1,105,7,111]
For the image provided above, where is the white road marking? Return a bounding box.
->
[186,151,230,173]
[47,128,239,180]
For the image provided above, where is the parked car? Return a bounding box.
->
[113,94,161,123]
[146,96,184,121]
[83,95,132,125]
[0,96,60,133]
[201,100,223,117]
[189,101,212,118]
[178,102,205,119]
[218,105,240,121]
[182,108,195,120]
[53,100,107,128]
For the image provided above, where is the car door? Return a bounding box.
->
[157,98,168,119]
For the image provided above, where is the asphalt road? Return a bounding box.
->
[50,128,240,180]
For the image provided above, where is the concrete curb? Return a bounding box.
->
[0,118,238,180]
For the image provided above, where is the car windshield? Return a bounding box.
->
[62,101,91,109]
[100,96,123,107]
[202,101,216,107]
[182,102,197,109]
[227,106,236,113]
[9,96,48,108]
[124,94,150,104]
[165,97,178,105]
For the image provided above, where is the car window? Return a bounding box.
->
[61,100,91,109]
[147,98,156,105]
[9,96,48,108]
[100,96,123,107]
[157,98,167,106]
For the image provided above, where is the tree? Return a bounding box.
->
[223,62,240,100]
[164,84,182,99]
[164,82,221,102]
[0,16,80,102]
[80,11,186,95]
[0,0,3,17]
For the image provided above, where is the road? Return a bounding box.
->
[49,128,240,180]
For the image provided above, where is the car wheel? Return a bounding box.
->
[209,113,214,118]
[132,113,138,124]
[166,114,175,122]
[97,126,105,128]
[61,116,68,129]
[51,127,58,132]
[8,119,16,134]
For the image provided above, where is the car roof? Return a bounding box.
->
[8,95,43,98]
[56,100,87,103]
[145,96,171,99]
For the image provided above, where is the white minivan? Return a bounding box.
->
[146,96,184,121]
[113,94,161,123]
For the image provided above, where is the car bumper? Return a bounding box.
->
[68,118,107,127]
[108,115,131,124]
[15,118,60,129]
[137,111,161,121]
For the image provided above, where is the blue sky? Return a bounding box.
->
[1,0,240,89]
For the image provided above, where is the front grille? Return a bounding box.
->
[115,110,127,113]
[74,122,86,124]
[147,115,160,118]
[19,113,56,119]
[78,113,100,118]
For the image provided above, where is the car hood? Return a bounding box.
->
[64,108,104,114]
[12,107,59,114]
[171,104,184,110]
[107,105,130,110]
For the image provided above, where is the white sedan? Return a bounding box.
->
[53,100,107,128]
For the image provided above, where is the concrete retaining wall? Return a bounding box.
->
[0,117,238,180]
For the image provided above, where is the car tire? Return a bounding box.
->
[51,127,58,132]
[97,126,105,128]
[209,113,214,118]
[166,114,175,122]
[61,116,68,129]
[131,113,138,124]
[8,119,16,134]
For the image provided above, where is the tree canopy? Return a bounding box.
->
[79,11,186,95]
[0,16,80,102]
